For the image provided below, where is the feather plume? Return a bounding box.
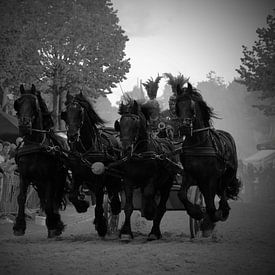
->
[142,75,162,100]
[163,73,189,94]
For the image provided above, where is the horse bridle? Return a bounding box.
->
[176,97,212,137]
[176,97,196,137]
[119,113,143,155]
[65,100,85,145]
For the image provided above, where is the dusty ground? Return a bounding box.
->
[0,199,275,275]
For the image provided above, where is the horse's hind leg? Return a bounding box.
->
[13,176,29,236]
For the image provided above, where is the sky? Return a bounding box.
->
[107,0,274,105]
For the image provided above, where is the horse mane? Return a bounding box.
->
[176,85,219,126]
[73,93,105,126]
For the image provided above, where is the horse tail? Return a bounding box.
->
[226,176,242,200]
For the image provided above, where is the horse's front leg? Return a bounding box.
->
[178,174,205,220]
[119,180,134,241]
[45,182,65,238]
[93,182,107,237]
[13,175,29,236]
[148,181,172,241]
[217,189,230,221]
[199,178,219,237]
[68,176,89,213]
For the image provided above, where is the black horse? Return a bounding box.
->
[13,84,68,238]
[61,92,122,237]
[115,98,178,241]
[175,83,241,236]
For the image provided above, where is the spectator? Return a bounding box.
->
[0,140,4,164]
[15,137,23,147]
[2,141,11,162]
[8,143,17,159]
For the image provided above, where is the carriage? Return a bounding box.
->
[13,77,239,240]
[100,108,204,239]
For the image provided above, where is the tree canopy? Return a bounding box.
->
[236,10,275,116]
[0,0,130,128]
[0,0,130,94]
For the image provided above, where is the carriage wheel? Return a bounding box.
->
[188,186,205,238]
[103,192,120,235]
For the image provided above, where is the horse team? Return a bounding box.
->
[12,73,241,241]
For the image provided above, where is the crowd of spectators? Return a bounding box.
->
[0,137,22,175]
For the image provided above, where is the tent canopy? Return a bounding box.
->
[0,110,19,143]
[244,150,275,168]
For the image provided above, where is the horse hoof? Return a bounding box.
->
[74,200,90,213]
[147,234,160,241]
[201,216,216,238]
[202,229,213,238]
[13,230,25,236]
[120,234,132,242]
[48,229,63,238]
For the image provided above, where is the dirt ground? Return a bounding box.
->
[0,199,275,275]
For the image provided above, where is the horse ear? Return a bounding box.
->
[132,100,139,114]
[114,120,120,132]
[60,111,67,122]
[187,83,193,93]
[176,84,182,96]
[14,100,19,112]
[31,84,36,94]
[65,92,73,104]
[20,84,25,94]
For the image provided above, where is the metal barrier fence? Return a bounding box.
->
[0,171,40,216]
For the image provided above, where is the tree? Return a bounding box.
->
[236,10,275,116]
[0,0,130,128]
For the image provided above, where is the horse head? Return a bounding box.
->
[117,99,145,154]
[61,94,84,145]
[175,82,216,136]
[61,92,104,150]
[14,84,44,136]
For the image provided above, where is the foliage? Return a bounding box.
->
[236,10,275,116]
[197,77,272,157]
[0,0,130,128]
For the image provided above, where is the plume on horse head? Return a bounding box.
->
[164,73,189,94]
[142,75,162,100]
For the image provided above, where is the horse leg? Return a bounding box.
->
[217,190,230,221]
[106,179,121,215]
[141,181,157,221]
[93,183,107,237]
[13,176,29,236]
[178,175,205,220]
[119,181,134,241]
[199,179,219,237]
[68,177,89,213]
[148,182,171,241]
[45,184,65,238]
